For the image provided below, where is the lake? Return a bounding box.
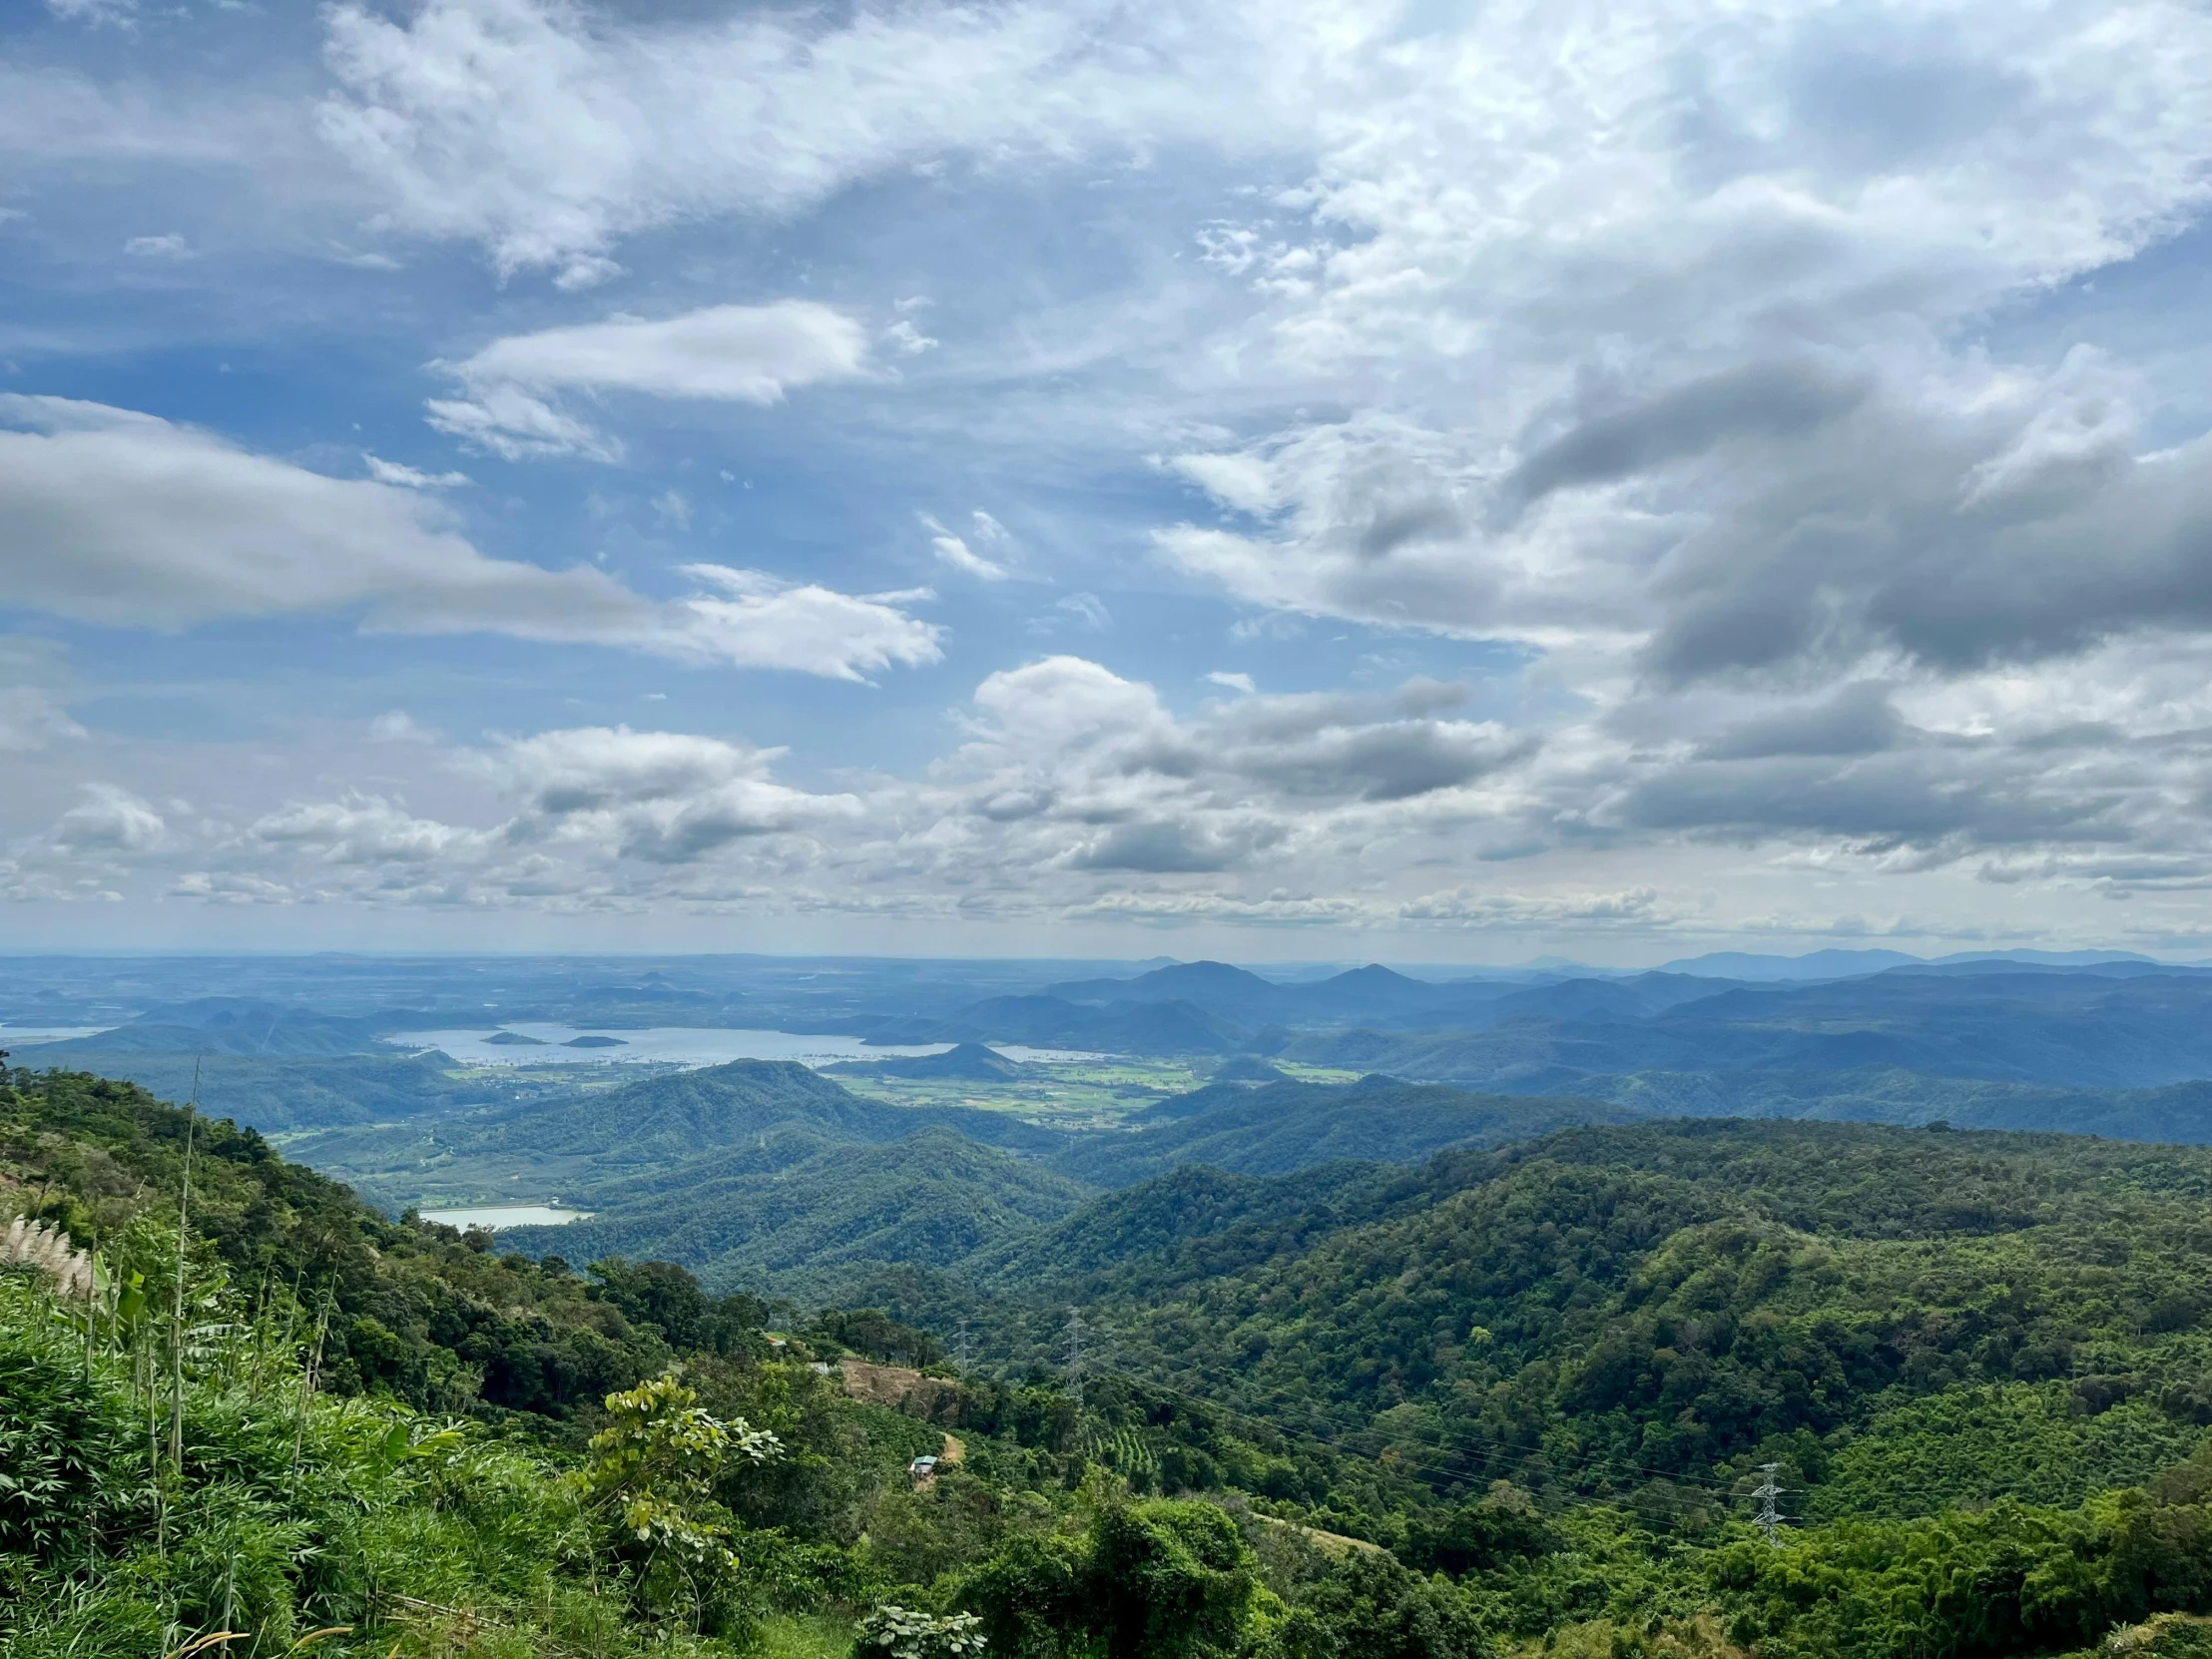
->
[384,1025,954,1067]
[383,1026,1103,1067]
[417,1204,593,1230]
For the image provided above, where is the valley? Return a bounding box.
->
[18,1051,2212,1659]
[22,951,2212,1655]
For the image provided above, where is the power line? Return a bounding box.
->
[1751,1462,1788,1546]
[1062,1308,1086,1409]
[1083,1359,1746,1512]
[1094,1352,1751,1496]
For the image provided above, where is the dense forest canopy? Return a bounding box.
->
[12,1061,2212,1659]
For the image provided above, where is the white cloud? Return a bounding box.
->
[884,318,937,356]
[479,725,861,862]
[250,795,476,865]
[676,566,943,682]
[0,396,938,678]
[920,513,1009,581]
[122,233,190,258]
[428,300,868,458]
[0,686,86,753]
[1034,592,1111,635]
[21,0,2212,946]
[53,785,165,853]
[363,453,469,488]
[0,393,622,629]
[48,0,137,26]
[934,657,1529,878]
[316,0,1269,280]
[367,710,440,744]
[423,383,612,463]
[1399,887,1676,931]
[1144,1,2212,698]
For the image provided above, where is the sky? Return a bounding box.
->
[9,0,2212,964]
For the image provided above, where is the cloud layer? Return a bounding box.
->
[0,396,937,680]
[15,0,2212,950]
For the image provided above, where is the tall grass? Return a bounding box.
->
[0,1230,809,1659]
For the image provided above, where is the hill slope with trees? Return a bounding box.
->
[19,1061,2212,1659]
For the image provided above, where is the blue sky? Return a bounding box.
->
[8,0,2212,963]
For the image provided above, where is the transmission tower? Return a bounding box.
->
[1062,1307,1086,1408]
[1751,1462,1787,1547]
[953,1317,971,1375]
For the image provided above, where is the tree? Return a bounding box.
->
[577,1372,781,1629]
[963,1496,1262,1659]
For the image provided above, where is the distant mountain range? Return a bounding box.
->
[1270,969,2212,1092]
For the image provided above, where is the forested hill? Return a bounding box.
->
[505,1124,1094,1284]
[466,1056,1065,1163]
[1056,1076,1646,1184]
[21,1062,2212,1659]
[975,1117,2212,1524]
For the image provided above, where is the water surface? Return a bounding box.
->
[417,1204,593,1229]
[386,1025,953,1067]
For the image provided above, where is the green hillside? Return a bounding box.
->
[959,1160,1403,1301]
[21,1060,2212,1659]
[1055,1076,1644,1185]
[1038,1119,2212,1522]
[504,1125,1094,1289]
[476,1058,1062,1163]
[0,1048,517,1131]
[286,1057,1065,1212]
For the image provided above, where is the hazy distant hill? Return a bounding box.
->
[1585,1067,2212,1143]
[467,1057,1062,1168]
[1271,969,2212,1094]
[1205,1054,1293,1085]
[864,994,1252,1055]
[23,997,409,1057]
[1655,946,2168,980]
[0,1049,510,1131]
[823,1042,1025,1080]
[1057,1075,1643,1186]
[1045,960,1467,1028]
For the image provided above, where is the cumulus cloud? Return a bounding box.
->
[316,0,1265,281]
[1152,0,2212,709]
[478,725,862,863]
[676,567,943,682]
[929,657,1532,884]
[1399,887,1676,930]
[135,724,867,908]
[24,0,2212,943]
[53,785,165,853]
[0,396,937,678]
[250,795,476,865]
[427,301,869,458]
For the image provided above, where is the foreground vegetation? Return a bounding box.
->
[14,1063,2212,1659]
